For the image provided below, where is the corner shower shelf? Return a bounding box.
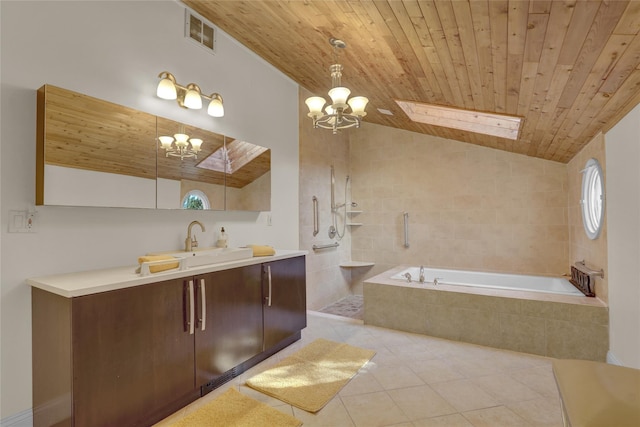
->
[339,261,375,268]
[347,210,363,226]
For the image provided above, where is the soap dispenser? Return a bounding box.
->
[216,227,228,248]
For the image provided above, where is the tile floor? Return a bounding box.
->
[154,312,564,427]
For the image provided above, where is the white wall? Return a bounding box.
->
[605,102,640,368]
[0,0,299,419]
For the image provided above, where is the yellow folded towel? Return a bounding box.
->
[248,245,276,257]
[137,255,180,273]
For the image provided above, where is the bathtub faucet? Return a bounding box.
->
[433,277,442,286]
[403,272,412,283]
[419,266,425,284]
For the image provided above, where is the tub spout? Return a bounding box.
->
[403,272,412,283]
[419,265,425,283]
[433,277,442,286]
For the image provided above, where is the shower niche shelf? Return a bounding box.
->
[339,261,375,268]
[347,210,363,226]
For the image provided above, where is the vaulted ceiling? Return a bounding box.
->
[183,0,640,163]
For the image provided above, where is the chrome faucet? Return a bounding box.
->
[403,272,412,283]
[185,221,205,252]
[433,277,442,286]
[419,265,425,284]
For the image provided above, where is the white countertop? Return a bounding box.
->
[27,249,307,298]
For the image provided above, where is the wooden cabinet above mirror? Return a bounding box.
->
[36,85,271,211]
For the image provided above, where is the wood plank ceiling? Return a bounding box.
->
[183,0,640,163]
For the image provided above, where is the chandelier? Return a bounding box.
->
[156,71,224,117]
[158,126,203,160]
[305,38,368,134]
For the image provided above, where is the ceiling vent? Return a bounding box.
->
[185,9,216,54]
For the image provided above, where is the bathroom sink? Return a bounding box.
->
[147,247,253,269]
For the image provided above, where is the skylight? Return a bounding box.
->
[395,100,522,140]
[197,139,268,174]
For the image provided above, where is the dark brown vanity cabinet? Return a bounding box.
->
[32,279,198,427]
[31,255,306,427]
[193,264,264,386]
[262,256,307,350]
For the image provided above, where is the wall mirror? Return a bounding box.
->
[156,116,226,210]
[36,85,271,211]
[36,85,158,208]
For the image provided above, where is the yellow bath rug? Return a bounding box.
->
[168,388,302,427]
[245,338,376,413]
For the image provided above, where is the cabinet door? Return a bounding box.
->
[194,265,263,386]
[72,279,196,427]
[263,256,307,349]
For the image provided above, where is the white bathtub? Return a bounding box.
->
[391,266,584,297]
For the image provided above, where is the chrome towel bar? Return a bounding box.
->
[403,212,410,248]
[312,242,339,250]
[312,196,319,236]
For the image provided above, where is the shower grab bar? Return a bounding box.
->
[574,260,605,279]
[312,242,339,250]
[403,212,410,248]
[312,196,319,236]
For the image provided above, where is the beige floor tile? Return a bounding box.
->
[293,397,355,427]
[508,365,560,399]
[386,341,438,362]
[507,397,564,427]
[430,379,499,412]
[461,405,529,426]
[341,391,410,427]
[339,370,385,396]
[387,385,458,420]
[369,365,426,390]
[412,413,475,427]
[444,356,506,378]
[368,346,407,367]
[471,374,542,403]
[410,359,466,384]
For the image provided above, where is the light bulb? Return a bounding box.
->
[183,84,202,109]
[189,138,203,152]
[305,96,326,118]
[207,95,224,117]
[348,96,369,117]
[156,73,177,100]
[158,136,174,149]
[328,87,350,108]
[174,133,190,147]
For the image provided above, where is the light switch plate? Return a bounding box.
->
[8,210,37,233]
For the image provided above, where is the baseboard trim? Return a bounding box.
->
[0,408,33,427]
[607,350,622,365]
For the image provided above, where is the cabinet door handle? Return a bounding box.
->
[199,278,206,331]
[188,280,195,335]
[267,265,272,307]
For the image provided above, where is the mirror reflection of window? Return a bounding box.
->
[182,190,210,210]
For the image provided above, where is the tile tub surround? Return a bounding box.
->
[364,266,608,361]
